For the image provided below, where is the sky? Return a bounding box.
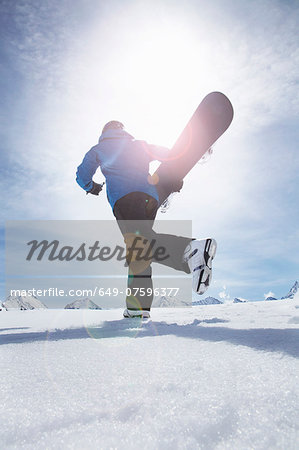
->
[0,0,298,304]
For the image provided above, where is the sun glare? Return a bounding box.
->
[71,11,213,149]
[121,25,209,147]
[65,4,228,197]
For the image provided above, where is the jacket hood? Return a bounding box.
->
[99,129,134,142]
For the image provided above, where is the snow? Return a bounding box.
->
[1,297,299,449]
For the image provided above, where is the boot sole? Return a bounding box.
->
[123,310,151,319]
[195,239,217,295]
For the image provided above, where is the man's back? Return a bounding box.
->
[76,128,160,209]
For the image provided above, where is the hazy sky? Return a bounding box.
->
[1,0,298,303]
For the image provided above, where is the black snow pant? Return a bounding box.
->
[113,192,191,311]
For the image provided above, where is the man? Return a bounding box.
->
[76,121,217,318]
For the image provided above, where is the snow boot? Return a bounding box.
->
[183,238,217,295]
[123,308,151,319]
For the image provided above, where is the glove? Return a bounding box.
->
[171,179,184,193]
[86,181,104,196]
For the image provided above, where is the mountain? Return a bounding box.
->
[281,281,298,299]
[64,298,102,309]
[152,296,191,308]
[265,296,278,301]
[4,293,48,310]
[0,302,7,311]
[233,298,248,303]
[192,296,222,306]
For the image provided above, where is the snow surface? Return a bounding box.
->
[1,296,299,449]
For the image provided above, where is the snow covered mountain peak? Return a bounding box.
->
[0,301,7,311]
[152,296,191,308]
[281,281,298,299]
[233,298,248,303]
[192,296,222,306]
[4,293,48,310]
[64,298,102,310]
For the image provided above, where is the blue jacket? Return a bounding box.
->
[76,129,166,210]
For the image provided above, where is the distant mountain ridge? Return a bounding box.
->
[64,298,102,310]
[192,296,222,306]
[233,298,248,303]
[0,302,7,311]
[153,296,191,307]
[281,281,298,299]
[4,293,47,310]
[2,281,297,311]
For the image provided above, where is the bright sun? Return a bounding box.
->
[74,13,213,149]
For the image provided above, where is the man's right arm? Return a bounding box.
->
[76,147,101,194]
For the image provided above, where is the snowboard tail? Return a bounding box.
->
[151,92,234,204]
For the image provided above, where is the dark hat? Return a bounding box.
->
[102,121,124,133]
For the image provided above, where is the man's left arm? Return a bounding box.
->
[146,144,184,192]
[146,144,170,162]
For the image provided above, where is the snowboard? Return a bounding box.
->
[150,92,234,204]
